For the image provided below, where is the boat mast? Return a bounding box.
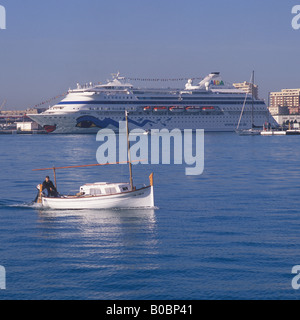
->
[53,167,57,190]
[251,70,254,128]
[125,111,134,190]
[267,91,270,128]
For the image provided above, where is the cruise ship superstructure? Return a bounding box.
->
[27,72,277,133]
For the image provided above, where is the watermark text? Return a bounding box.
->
[292,265,300,290]
[96,123,204,176]
[0,265,6,290]
[292,5,300,30]
[0,5,6,30]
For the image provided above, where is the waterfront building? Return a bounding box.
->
[269,89,300,109]
[269,89,300,126]
[16,122,39,132]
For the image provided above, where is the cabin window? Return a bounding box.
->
[105,187,117,194]
[122,187,129,191]
[90,188,102,195]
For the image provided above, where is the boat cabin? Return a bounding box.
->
[79,182,131,196]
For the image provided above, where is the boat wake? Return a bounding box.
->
[10,203,43,209]
[0,200,43,210]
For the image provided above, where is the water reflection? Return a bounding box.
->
[38,208,156,232]
[36,209,159,263]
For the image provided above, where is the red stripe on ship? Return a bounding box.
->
[44,125,57,133]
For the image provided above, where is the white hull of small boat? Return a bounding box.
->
[236,129,261,136]
[41,186,154,210]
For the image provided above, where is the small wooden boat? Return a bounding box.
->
[33,112,155,210]
[35,178,154,210]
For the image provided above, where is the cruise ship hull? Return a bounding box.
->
[28,109,274,134]
[27,72,277,134]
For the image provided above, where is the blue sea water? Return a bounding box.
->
[0,132,300,300]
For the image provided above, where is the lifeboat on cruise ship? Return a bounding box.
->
[169,106,184,113]
[153,107,168,112]
[143,106,152,111]
[185,106,201,112]
[202,106,215,111]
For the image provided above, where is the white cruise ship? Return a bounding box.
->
[27,72,277,133]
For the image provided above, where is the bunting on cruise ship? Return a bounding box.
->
[125,77,202,82]
[32,92,68,108]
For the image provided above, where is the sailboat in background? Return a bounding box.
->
[236,71,261,136]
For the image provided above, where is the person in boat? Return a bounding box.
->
[42,176,58,197]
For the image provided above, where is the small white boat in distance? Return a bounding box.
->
[33,111,155,210]
[235,128,261,136]
[236,71,262,136]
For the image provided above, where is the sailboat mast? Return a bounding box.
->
[125,111,134,190]
[267,91,270,128]
[251,70,254,128]
[53,167,57,190]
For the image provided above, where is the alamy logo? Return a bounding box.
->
[96,123,205,176]
[292,265,300,290]
[0,265,5,290]
[292,5,300,30]
[0,5,6,30]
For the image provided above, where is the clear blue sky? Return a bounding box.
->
[0,0,299,110]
